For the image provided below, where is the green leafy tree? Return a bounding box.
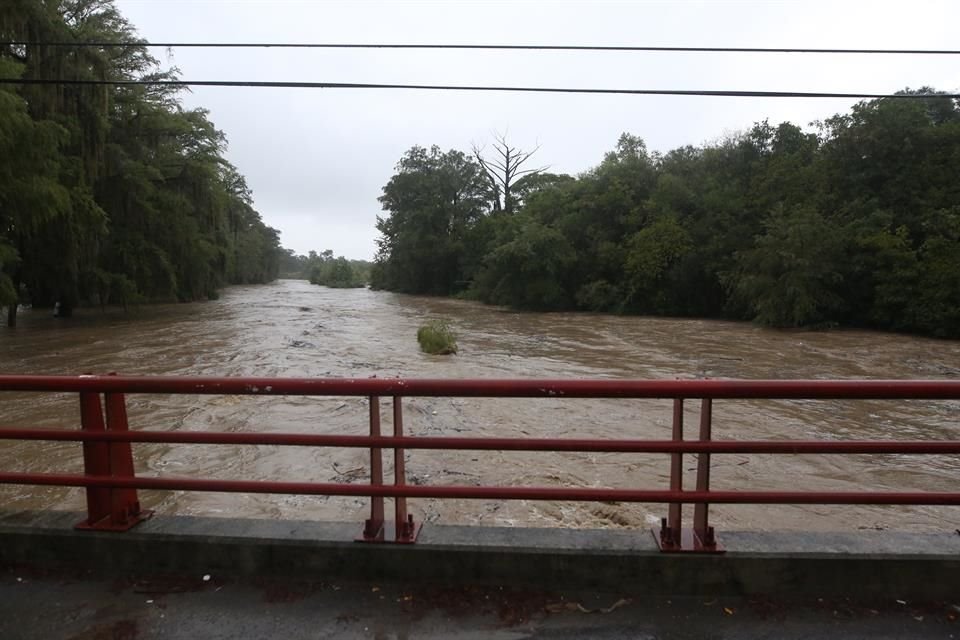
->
[0,56,70,325]
[474,218,576,310]
[371,103,959,338]
[726,206,845,328]
[373,146,488,294]
[308,251,371,288]
[622,216,692,314]
[1,0,283,323]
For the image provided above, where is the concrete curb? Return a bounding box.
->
[1,510,959,597]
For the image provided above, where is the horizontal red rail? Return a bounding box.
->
[1,375,959,399]
[1,427,959,454]
[3,375,959,548]
[2,471,960,505]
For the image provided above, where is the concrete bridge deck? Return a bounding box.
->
[2,564,957,639]
[1,511,959,638]
[2,510,960,597]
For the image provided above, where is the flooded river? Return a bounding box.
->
[1,279,959,533]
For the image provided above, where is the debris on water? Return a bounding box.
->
[442,469,479,478]
[202,574,211,582]
[287,339,316,349]
[896,599,907,605]
[409,473,430,485]
[723,607,735,616]
[298,307,312,312]
[331,463,366,482]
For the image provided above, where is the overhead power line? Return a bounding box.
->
[0,78,956,99]
[2,41,960,55]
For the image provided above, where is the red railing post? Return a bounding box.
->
[102,392,152,529]
[655,397,723,553]
[360,395,385,541]
[658,399,684,548]
[393,396,420,543]
[76,388,151,531]
[692,398,719,550]
[76,392,111,529]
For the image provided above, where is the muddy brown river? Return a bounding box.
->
[2,279,959,533]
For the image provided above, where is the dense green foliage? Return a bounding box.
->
[306,250,370,288]
[372,95,960,337]
[371,146,488,296]
[279,250,372,287]
[278,249,311,278]
[1,0,282,325]
[417,320,457,355]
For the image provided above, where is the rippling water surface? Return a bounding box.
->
[2,279,959,532]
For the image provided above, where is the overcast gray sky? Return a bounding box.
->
[113,0,959,260]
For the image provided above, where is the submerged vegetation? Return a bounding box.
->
[371,94,960,338]
[417,320,458,355]
[0,0,283,326]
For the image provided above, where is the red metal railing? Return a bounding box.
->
[1,375,959,552]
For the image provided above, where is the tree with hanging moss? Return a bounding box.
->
[1,0,284,326]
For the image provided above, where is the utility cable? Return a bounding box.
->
[3,42,960,55]
[0,78,955,99]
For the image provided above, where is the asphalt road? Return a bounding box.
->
[1,566,958,640]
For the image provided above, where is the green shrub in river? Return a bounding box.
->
[417,321,458,355]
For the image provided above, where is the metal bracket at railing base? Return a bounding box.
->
[653,522,724,554]
[75,509,154,532]
[356,516,422,544]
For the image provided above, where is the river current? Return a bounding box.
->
[2,279,958,533]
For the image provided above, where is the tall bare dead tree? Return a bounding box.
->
[472,133,545,214]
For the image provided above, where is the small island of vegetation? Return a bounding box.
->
[417,320,458,355]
